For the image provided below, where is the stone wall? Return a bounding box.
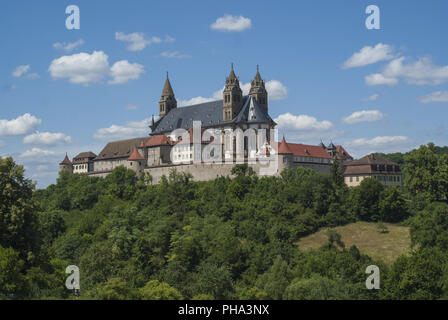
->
[144,160,279,184]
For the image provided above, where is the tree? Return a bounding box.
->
[376,221,388,234]
[139,280,183,300]
[0,245,27,298]
[231,164,255,177]
[410,202,448,250]
[436,154,448,201]
[404,143,439,197]
[379,187,408,223]
[86,277,135,300]
[256,256,292,300]
[348,178,384,221]
[0,157,40,262]
[325,229,345,249]
[330,157,345,187]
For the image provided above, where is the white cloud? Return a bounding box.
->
[211,15,252,32]
[53,39,85,52]
[0,113,42,136]
[365,73,398,86]
[26,73,39,79]
[342,110,385,124]
[362,93,379,101]
[159,51,192,59]
[125,104,139,110]
[178,96,216,107]
[164,36,176,43]
[274,113,333,131]
[185,80,287,106]
[23,131,72,146]
[418,91,448,104]
[265,80,288,100]
[48,51,144,85]
[346,136,414,157]
[18,148,56,161]
[12,65,30,77]
[366,57,448,86]
[342,43,394,69]
[115,32,174,51]
[109,60,144,84]
[48,51,110,84]
[94,118,152,140]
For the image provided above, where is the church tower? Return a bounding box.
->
[223,64,243,121]
[159,73,177,118]
[249,65,268,113]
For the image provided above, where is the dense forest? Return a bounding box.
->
[1,142,448,300]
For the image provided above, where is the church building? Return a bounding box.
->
[60,65,352,183]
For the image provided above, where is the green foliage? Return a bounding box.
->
[376,221,388,234]
[0,245,27,298]
[410,202,448,250]
[139,280,183,300]
[325,230,345,249]
[3,150,448,300]
[379,187,408,223]
[0,157,40,262]
[348,178,384,222]
[330,157,345,187]
[84,277,136,300]
[404,143,439,197]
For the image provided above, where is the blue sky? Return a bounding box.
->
[1,0,448,188]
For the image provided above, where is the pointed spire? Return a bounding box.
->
[60,153,72,165]
[128,148,145,161]
[278,136,293,154]
[152,114,155,126]
[254,64,262,81]
[319,139,326,149]
[162,72,174,97]
[227,62,237,80]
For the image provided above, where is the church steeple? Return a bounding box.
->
[249,65,268,113]
[223,63,243,121]
[159,72,177,118]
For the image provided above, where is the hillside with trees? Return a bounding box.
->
[1,142,448,300]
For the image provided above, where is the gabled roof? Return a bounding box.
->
[346,153,399,167]
[72,151,97,164]
[59,154,72,165]
[336,145,353,160]
[275,137,331,159]
[74,151,97,159]
[233,96,274,124]
[127,148,145,161]
[145,134,173,147]
[151,95,275,135]
[95,137,151,160]
[287,143,332,159]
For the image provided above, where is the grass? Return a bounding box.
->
[295,221,411,264]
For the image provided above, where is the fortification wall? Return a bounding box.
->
[144,161,279,184]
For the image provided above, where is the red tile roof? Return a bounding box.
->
[59,154,72,165]
[127,148,145,161]
[278,137,293,154]
[336,145,353,160]
[145,135,173,147]
[276,137,331,158]
[288,143,332,159]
